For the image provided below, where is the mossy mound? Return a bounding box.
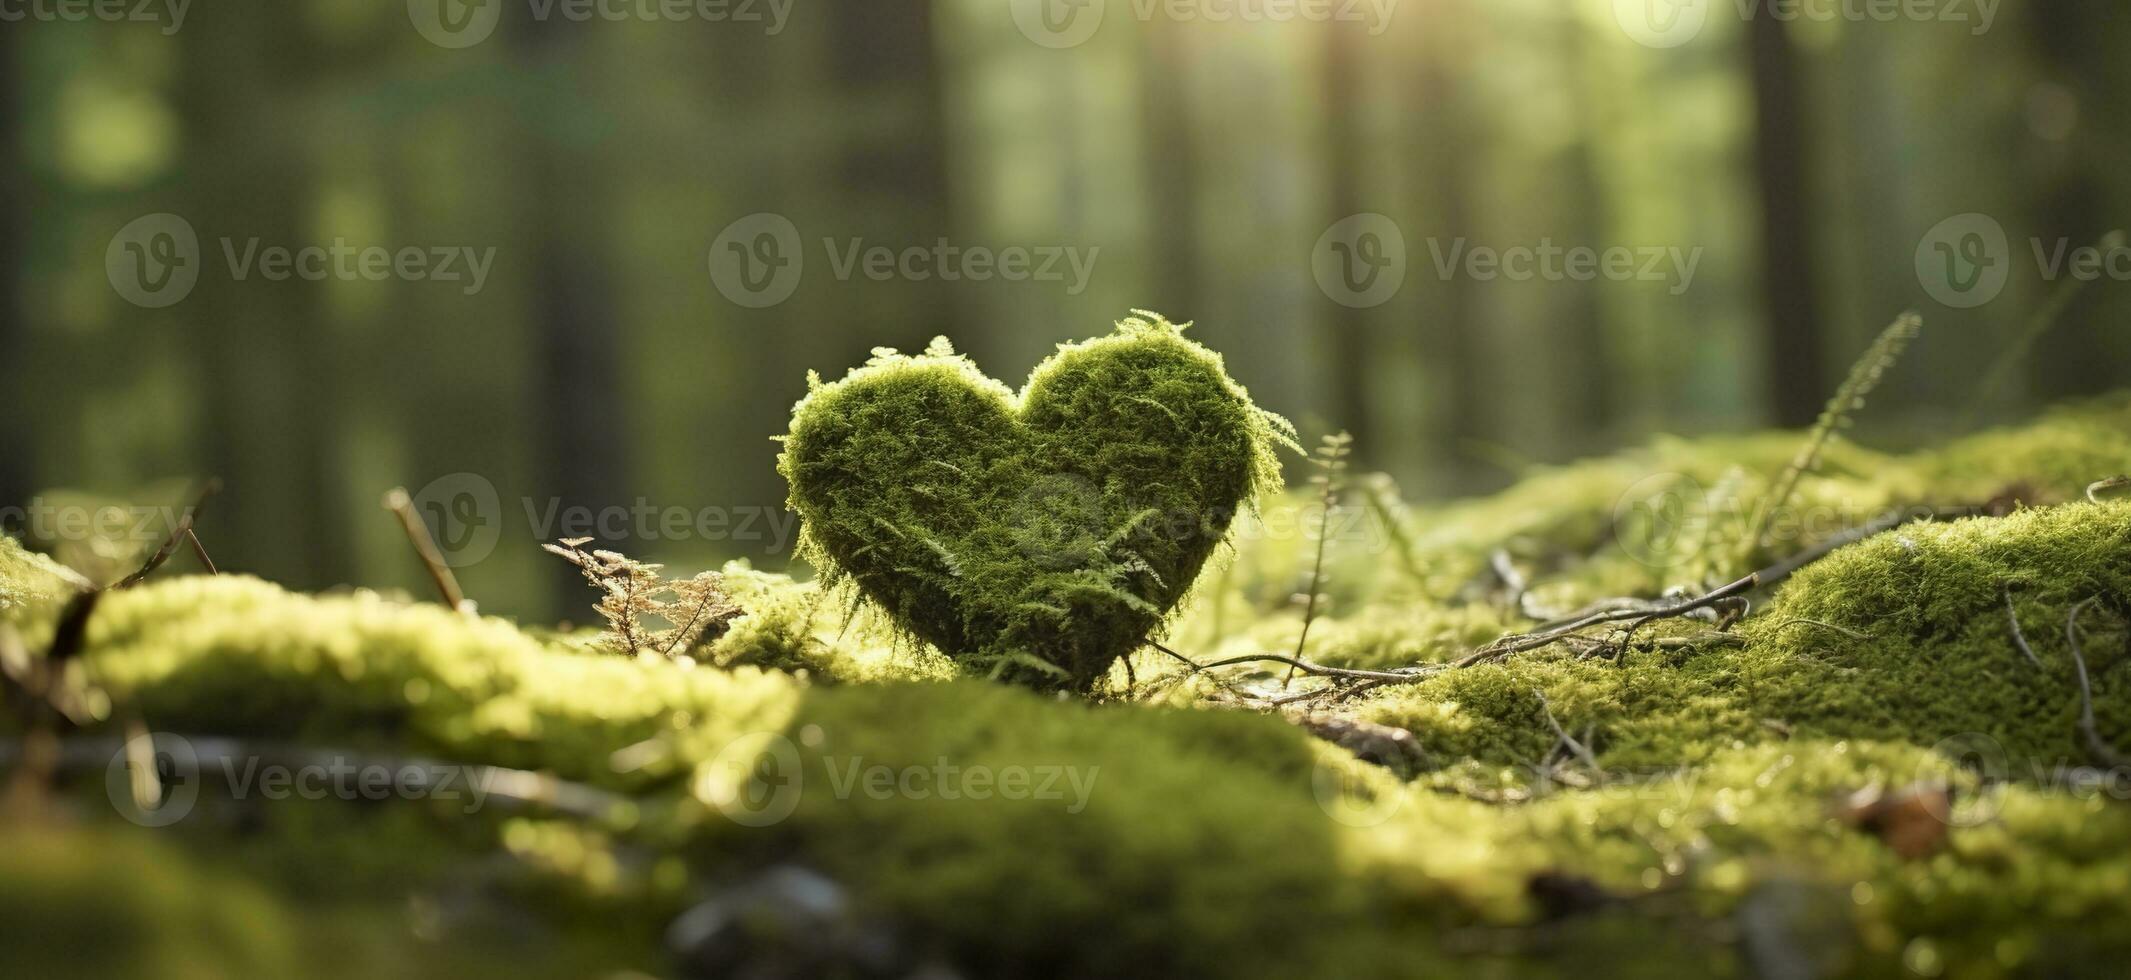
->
[1,533,85,614]
[1340,500,2131,778]
[8,394,2131,977]
[780,313,1293,690]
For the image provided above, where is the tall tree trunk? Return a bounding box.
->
[2024,0,2116,399]
[1554,13,1614,443]
[1745,8,1826,426]
[515,16,631,608]
[180,3,346,587]
[0,30,24,511]
[827,0,958,343]
[1139,23,1200,324]
[1414,16,1485,493]
[1321,24,1373,454]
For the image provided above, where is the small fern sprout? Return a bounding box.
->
[1284,431,1353,686]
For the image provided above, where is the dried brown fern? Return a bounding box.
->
[544,538,742,659]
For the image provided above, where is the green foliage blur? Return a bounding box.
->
[4,0,2127,621]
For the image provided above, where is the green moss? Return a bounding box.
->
[0,828,303,979]
[1338,502,2131,779]
[16,394,2131,976]
[1744,500,2131,764]
[779,313,1294,690]
[1,533,85,619]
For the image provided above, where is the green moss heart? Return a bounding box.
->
[779,313,1294,690]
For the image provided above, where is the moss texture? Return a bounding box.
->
[779,313,1293,689]
[7,393,2131,977]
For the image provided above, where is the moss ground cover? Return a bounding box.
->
[4,394,2131,977]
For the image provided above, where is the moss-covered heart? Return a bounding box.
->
[779,313,1293,690]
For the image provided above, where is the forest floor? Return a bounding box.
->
[5,393,2131,979]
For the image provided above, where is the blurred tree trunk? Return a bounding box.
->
[827,0,958,342]
[1745,8,1826,426]
[1140,23,1200,324]
[515,16,632,608]
[180,3,347,587]
[1414,21,1485,493]
[2025,0,2117,398]
[1321,24,1373,453]
[1554,16,1614,442]
[0,30,23,510]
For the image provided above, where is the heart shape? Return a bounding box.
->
[779,313,1293,690]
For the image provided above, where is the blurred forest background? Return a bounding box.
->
[3,0,2127,621]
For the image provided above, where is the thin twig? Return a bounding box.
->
[1152,641,1428,684]
[2066,597,2128,769]
[114,480,220,590]
[384,487,468,612]
[2004,585,2043,670]
[1457,573,1758,668]
[1750,508,1936,588]
[184,529,218,575]
[2,735,633,822]
[1533,688,1602,777]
